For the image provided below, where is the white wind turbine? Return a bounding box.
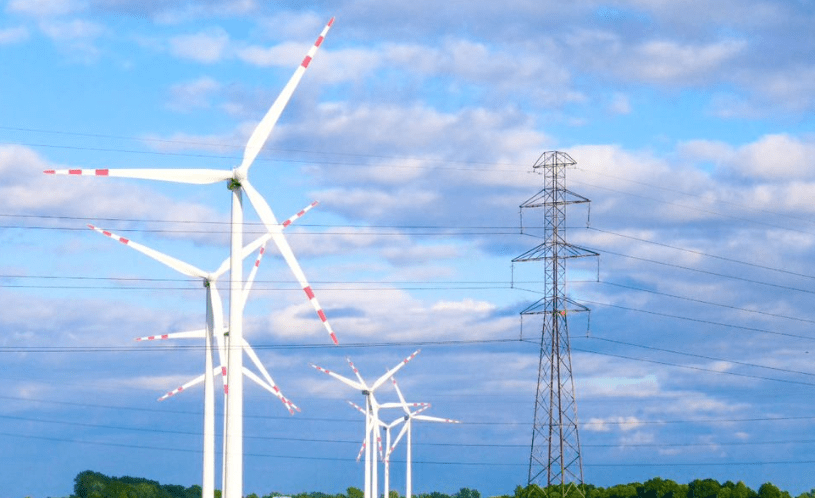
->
[386,376,460,498]
[89,203,313,498]
[381,403,430,498]
[310,351,421,498]
[124,203,315,497]
[45,18,337,498]
[348,393,431,498]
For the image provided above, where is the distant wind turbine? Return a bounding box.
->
[386,376,460,498]
[310,351,421,498]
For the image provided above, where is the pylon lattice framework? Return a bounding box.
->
[513,151,598,495]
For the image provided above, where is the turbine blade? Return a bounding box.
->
[214,332,228,394]
[281,200,319,229]
[241,242,268,308]
[391,377,410,414]
[355,440,366,463]
[346,357,366,386]
[375,425,384,461]
[242,367,298,415]
[239,202,317,306]
[411,405,431,417]
[209,284,225,353]
[309,363,364,391]
[44,168,232,184]
[389,421,410,455]
[212,232,273,279]
[135,330,205,341]
[414,414,460,424]
[378,402,408,410]
[371,350,421,391]
[243,181,338,344]
[236,18,334,174]
[240,337,298,411]
[387,417,406,430]
[158,372,208,401]
[88,224,208,279]
[347,400,367,416]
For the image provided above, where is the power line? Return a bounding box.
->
[579,299,815,342]
[4,213,812,287]
[588,227,815,281]
[575,179,815,239]
[0,125,528,170]
[582,336,815,378]
[0,338,524,353]
[570,344,815,388]
[597,280,815,325]
[4,392,815,426]
[597,248,815,297]
[2,430,815,468]
[574,166,815,229]
[4,413,815,450]
[3,125,814,239]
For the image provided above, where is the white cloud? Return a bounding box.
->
[731,134,815,181]
[632,39,747,82]
[584,415,645,433]
[571,31,748,86]
[169,27,230,63]
[0,26,29,44]
[266,287,516,343]
[431,298,496,313]
[234,40,309,68]
[36,17,105,60]
[38,17,103,41]
[608,92,632,115]
[253,11,326,40]
[7,0,82,16]
[681,134,815,182]
[167,76,222,111]
[580,374,660,398]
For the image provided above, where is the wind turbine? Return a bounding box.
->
[386,376,460,498]
[381,403,430,498]
[45,18,337,498]
[310,350,421,498]
[348,395,431,498]
[89,203,312,498]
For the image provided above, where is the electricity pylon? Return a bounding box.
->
[513,151,597,497]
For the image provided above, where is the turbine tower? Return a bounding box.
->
[513,151,597,496]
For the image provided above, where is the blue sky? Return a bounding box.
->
[2,1,815,497]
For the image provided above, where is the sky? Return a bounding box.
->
[2,1,815,497]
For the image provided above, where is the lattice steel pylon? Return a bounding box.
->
[513,151,598,496]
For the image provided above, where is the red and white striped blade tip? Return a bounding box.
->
[158,386,183,401]
[310,363,329,374]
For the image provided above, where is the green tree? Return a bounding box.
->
[758,483,791,498]
[606,484,639,498]
[454,489,481,498]
[347,487,364,498]
[689,479,722,498]
[638,478,686,498]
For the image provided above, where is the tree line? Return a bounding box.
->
[66,471,814,498]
